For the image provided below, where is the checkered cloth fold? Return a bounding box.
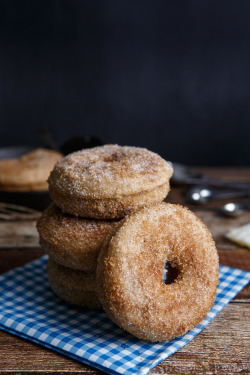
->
[0,256,249,375]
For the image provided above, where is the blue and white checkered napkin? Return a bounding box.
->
[0,256,249,375]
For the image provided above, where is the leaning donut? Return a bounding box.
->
[37,203,119,272]
[47,258,101,310]
[97,203,219,342]
[48,145,173,219]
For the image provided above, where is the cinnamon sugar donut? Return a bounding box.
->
[0,148,62,191]
[97,203,219,342]
[37,204,119,272]
[47,258,101,310]
[48,145,173,219]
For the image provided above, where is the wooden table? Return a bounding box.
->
[0,167,250,375]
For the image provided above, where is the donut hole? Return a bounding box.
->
[163,262,179,284]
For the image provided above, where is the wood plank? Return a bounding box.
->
[0,303,249,374]
[0,220,40,249]
[218,249,250,272]
[153,303,250,375]
[0,330,92,373]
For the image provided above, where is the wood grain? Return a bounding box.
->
[0,220,39,248]
[153,304,250,375]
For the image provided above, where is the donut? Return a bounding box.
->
[47,258,102,310]
[96,202,219,342]
[0,148,62,191]
[37,203,119,272]
[48,144,173,219]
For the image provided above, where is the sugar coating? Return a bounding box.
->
[96,202,219,342]
[48,144,173,199]
[48,145,173,218]
[47,258,102,310]
[37,203,119,271]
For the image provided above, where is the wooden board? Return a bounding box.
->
[0,220,39,248]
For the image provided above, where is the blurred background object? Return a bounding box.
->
[0,0,250,165]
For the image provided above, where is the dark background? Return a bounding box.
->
[0,0,250,165]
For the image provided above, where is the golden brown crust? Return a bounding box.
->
[47,258,102,310]
[0,148,62,191]
[96,202,219,342]
[37,203,119,271]
[48,144,173,218]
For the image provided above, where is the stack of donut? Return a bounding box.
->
[37,144,173,309]
[37,144,219,342]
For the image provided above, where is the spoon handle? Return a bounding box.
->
[186,185,249,205]
[185,176,250,191]
[209,189,249,201]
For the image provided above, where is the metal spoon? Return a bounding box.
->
[220,196,250,217]
[185,185,249,205]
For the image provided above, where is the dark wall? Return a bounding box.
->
[0,0,250,165]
